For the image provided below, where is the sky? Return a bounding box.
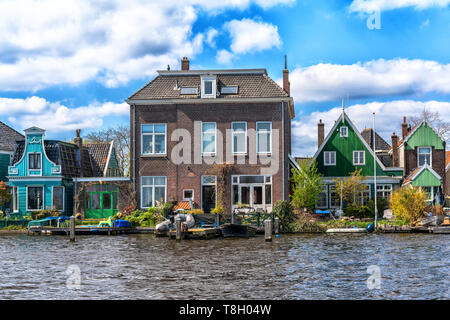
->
[0,0,449,157]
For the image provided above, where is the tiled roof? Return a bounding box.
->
[361,128,391,151]
[129,71,289,100]
[0,121,24,151]
[85,143,112,176]
[403,167,421,185]
[173,201,197,210]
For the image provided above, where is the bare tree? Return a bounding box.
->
[409,109,450,141]
[85,125,130,176]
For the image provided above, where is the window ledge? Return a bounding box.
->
[140,154,167,158]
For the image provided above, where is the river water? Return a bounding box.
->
[0,233,448,299]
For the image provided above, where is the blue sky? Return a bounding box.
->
[0,0,449,156]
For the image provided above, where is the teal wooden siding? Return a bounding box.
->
[410,169,441,187]
[316,117,402,178]
[405,122,444,150]
[0,153,11,181]
[107,148,120,176]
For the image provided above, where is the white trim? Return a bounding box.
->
[8,177,62,182]
[141,123,167,156]
[200,75,217,99]
[201,175,217,212]
[324,151,336,166]
[51,186,65,212]
[231,174,272,209]
[401,120,446,147]
[315,185,328,209]
[353,150,366,166]
[201,122,217,155]
[76,177,130,182]
[26,185,44,211]
[103,141,114,177]
[12,186,19,213]
[417,146,432,167]
[27,152,42,176]
[231,121,247,154]
[183,189,194,201]
[322,176,402,184]
[340,126,348,138]
[256,121,272,154]
[403,163,442,185]
[288,154,301,172]
[140,176,167,209]
[126,97,293,105]
[0,150,13,155]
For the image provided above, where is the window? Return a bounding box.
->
[356,184,371,206]
[202,122,216,154]
[422,187,433,202]
[180,87,198,95]
[12,187,18,212]
[141,124,166,155]
[256,122,272,154]
[141,176,166,208]
[231,175,272,208]
[220,86,238,94]
[418,147,432,166]
[377,184,392,200]
[329,184,341,208]
[52,186,64,211]
[340,126,348,137]
[29,153,41,169]
[27,186,43,210]
[183,189,194,201]
[324,151,336,166]
[353,151,365,165]
[316,185,328,209]
[231,122,247,154]
[201,76,216,98]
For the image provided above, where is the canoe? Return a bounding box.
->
[220,223,256,238]
[326,228,367,233]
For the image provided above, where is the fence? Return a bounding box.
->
[0,219,30,228]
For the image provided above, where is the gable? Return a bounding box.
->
[410,168,441,187]
[405,122,444,150]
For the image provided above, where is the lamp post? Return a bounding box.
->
[373,112,378,228]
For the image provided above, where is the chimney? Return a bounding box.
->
[391,132,399,167]
[181,57,190,71]
[283,55,290,96]
[74,129,83,149]
[318,119,324,148]
[401,116,408,139]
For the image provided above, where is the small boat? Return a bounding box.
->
[326,228,367,233]
[220,223,256,238]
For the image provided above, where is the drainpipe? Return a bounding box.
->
[282,101,285,201]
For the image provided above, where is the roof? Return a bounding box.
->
[11,140,114,178]
[0,121,24,151]
[403,163,442,186]
[173,201,196,210]
[361,128,391,151]
[128,70,289,100]
[399,120,444,148]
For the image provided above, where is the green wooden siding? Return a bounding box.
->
[405,122,444,150]
[316,117,402,178]
[107,148,120,176]
[0,153,11,181]
[410,169,441,187]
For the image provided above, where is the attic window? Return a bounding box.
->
[180,87,198,95]
[201,75,216,98]
[221,86,238,94]
[340,126,348,137]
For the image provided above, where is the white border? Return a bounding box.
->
[256,121,272,154]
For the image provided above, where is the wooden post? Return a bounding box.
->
[274,217,279,234]
[69,216,75,242]
[176,218,182,241]
[231,210,235,224]
[216,213,220,226]
[264,219,272,242]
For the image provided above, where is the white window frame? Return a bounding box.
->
[329,184,341,209]
[316,185,328,209]
[376,184,392,200]
[421,186,434,202]
[340,126,348,138]
[26,185,44,211]
[201,175,217,212]
[183,189,194,201]
[12,186,19,213]
[141,124,167,156]
[353,150,365,165]
[231,122,247,154]
[140,176,167,209]
[201,122,217,155]
[51,186,65,212]
[201,75,217,98]
[231,175,272,210]
[324,151,336,166]
[355,184,371,206]
[417,147,432,167]
[256,122,272,154]
[28,152,42,176]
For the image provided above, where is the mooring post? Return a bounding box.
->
[264,219,272,242]
[216,213,220,226]
[176,217,182,241]
[274,217,279,234]
[231,210,235,224]
[69,216,75,242]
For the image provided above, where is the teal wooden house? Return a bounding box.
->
[312,110,403,209]
[0,121,23,183]
[7,127,121,217]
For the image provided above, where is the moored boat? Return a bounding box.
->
[220,223,256,238]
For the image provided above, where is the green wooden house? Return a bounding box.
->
[312,111,403,209]
[0,121,23,183]
[7,127,122,217]
[398,118,446,203]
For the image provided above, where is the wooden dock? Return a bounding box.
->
[28,226,139,236]
[166,227,221,240]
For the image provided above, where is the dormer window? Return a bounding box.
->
[418,147,432,166]
[201,75,216,98]
[340,126,348,138]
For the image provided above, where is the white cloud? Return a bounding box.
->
[349,0,450,13]
[206,28,219,47]
[216,49,234,65]
[0,0,292,92]
[284,59,450,103]
[292,100,450,157]
[0,96,128,133]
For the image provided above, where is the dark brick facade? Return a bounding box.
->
[130,102,292,213]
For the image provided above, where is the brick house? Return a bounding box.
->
[127,57,295,213]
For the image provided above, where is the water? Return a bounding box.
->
[0,234,448,299]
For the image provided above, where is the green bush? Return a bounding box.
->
[343,205,372,218]
[368,198,388,216]
[273,200,295,231]
[124,208,164,227]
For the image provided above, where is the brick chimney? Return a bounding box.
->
[74,129,82,149]
[401,116,408,139]
[391,132,399,167]
[283,55,290,96]
[318,119,324,148]
[181,57,190,71]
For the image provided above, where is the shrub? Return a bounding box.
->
[273,200,295,231]
[124,207,164,227]
[210,206,224,215]
[343,205,372,218]
[368,198,388,216]
[31,209,60,220]
[390,186,427,224]
[290,160,324,211]
[188,209,204,215]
